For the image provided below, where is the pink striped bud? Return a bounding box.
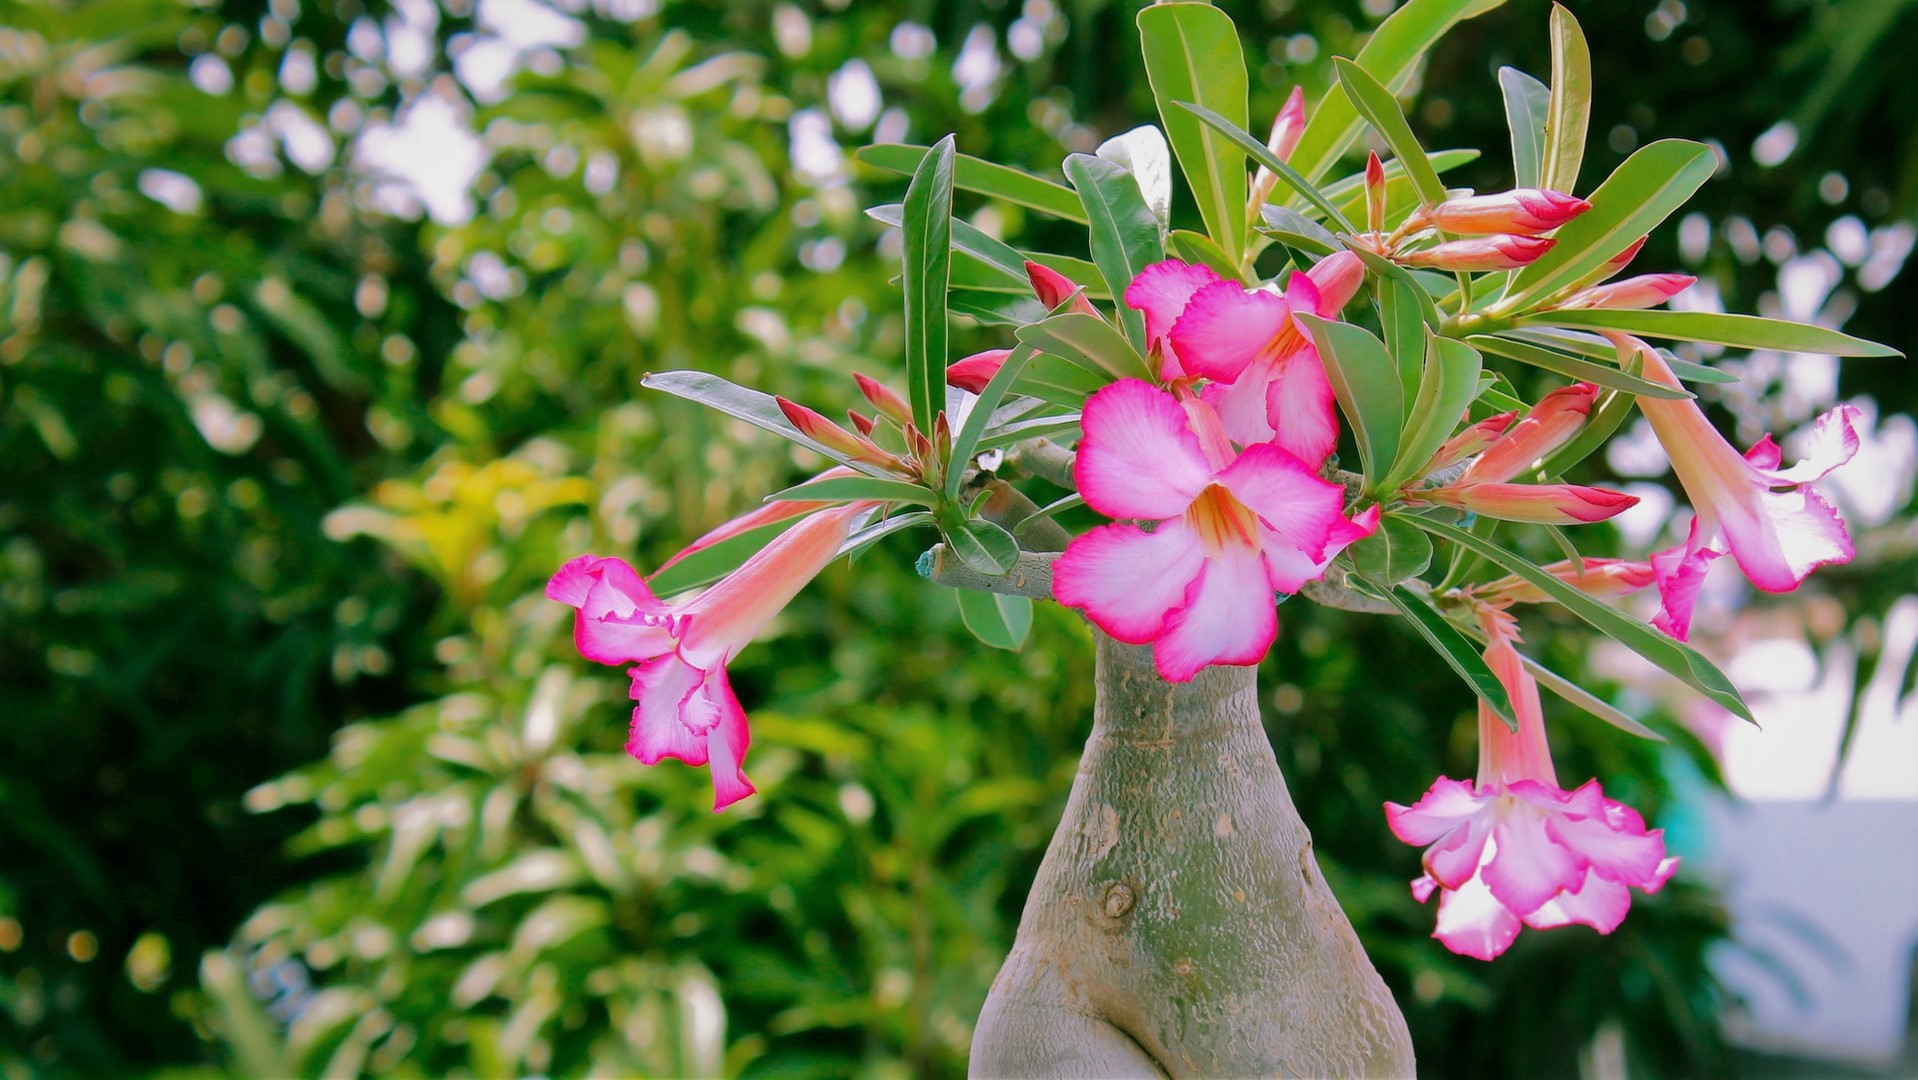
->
[1425,189,1590,235]
[1248,86,1309,213]
[1476,558,1656,606]
[1026,260,1098,316]
[1365,152,1387,235]
[1561,273,1697,311]
[1429,411,1517,472]
[947,348,1011,394]
[1463,383,1597,483]
[1306,250,1366,313]
[1418,482,1639,525]
[853,371,911,424]
[1402,235,1554,272]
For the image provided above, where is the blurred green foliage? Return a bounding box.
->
[1,0,1910,1076]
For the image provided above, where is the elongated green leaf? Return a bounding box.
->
[647,517,797,597]
[854,143,1087,223]
[1406,514,1755,721]
[1333,57,1446,207]
[1521,654,1668,743]
[1499,66,1550,189]
[1375,583,1516,727]
[1297,314,1402,489]
[1137,2,1248,267]
[1387,333,1482,490]
[1494,140,1716,313]
[1288,0,1509,185]
[949,345,1035,498]
[956,589,1032,650]
[1178,100,1354,232]
[769,475,936,506]
[902,136,956,436]
[944,518,1020,576]
[1016,312,1154,383]
[1350,515,1434,585]
[1540,3,1592,195]
[1064,153,1164,348]
[643,371,893,477]
[1168,229,1241,281]
[1527,308,1902,357]
[1468,334,1692,399]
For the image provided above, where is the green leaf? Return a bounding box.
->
[1063,153,1164,348]
[768,476,936,506]
[853,143,1087,223]
[1374,583,1516,727]
[902,135,956,437]
[1540,3,1592,196]
[1521,654,1667,743]
[1177,100,1355,233]
[647,517,798,597]
[1333,57,1447,207]
[1296,314,1402,491]
[1498,67,1550,189]
[956,589,1032,650]
[1350,515,1434,585]
[1405,515,1756,721]
[1494,140,1717,313]
[944,518,1020,576]
[1015,312,1154,383]
[1136,2,1249,268]
[948,345,1035,498]
[1526,309,1903,357]
[1288,0,1510,185]
[1467,334,1692,399]
[643,371,894,477]
[1387,333,1482,490]
[1168,229,1242,281]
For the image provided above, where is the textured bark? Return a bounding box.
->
[970,631,1415,1079]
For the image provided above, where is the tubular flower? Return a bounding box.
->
[1163,251,1365,458]
[1385,608,1679,960]
[546,503,868,811]
[1418,189,1591,235]
[1628,337,1863,625]
[1403,235,1554,272]
[1052,379,1377,682]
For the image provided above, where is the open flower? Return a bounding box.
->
[1052,379,1376,681]
[1157,251,1365,459]
[1386,608,1678,960]
[1625,336,1863,638]
[547,503,867,810]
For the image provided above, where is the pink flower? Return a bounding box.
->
[1160,251,1365,459]
[1402,235,1555,272]
[1052,379,1377,682]
[1420,189,1591,235]
[1386,609,1678,960]
[1628,338,1863,635]
[547,503,867,810]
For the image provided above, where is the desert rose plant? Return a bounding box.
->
[547,1,1898,1074]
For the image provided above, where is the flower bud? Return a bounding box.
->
[1025,260,1098,316]
[946,348,1011,394]
[853,371,912,424]
[1419,482,1639,525]
[1365,152,1387,236]
[1402,235,1555,272]
[1425,189,1590,235]
[1462,383,1597,483]
[1561,273,1697,311]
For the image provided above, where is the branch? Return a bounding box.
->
[923,545,1057,599]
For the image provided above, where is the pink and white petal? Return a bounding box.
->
[1759,404,1865,485]
[1216,443,1348,565]
[1053,521,1206,644]
[1432,872,1525,961]
[1547,810,1669,886]
[698,666,758,811]
[1075,379,1214,520]
[1718,485,1854,593]
[1125,259,1222,349]
[1524,870,1632,934]
[1264,353,1340,468]
[1169,280,1294,384]
[1200,369,1279,445]
[1152,546,1279,682]
[1385,777,1492,845]
[1482,811,1585,915]
[1650,524,1723,642]
[626,655,711,766]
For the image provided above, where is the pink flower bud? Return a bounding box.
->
[1419,482,1639,525]
[1025,260,1098,316]
[1365,152,1387,235]
[1426,189,1591,235]
[946,348,1011,394]
[1402,235,1555,271]
[853,371,912,425]
[1463,383,1597,483]
[1561,273,1697,310]
[1306,250,1365,313]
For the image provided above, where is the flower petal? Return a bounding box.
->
[1152,545,1278,682]
[1432,869,1524,961]
[1168,280,1294,384]
[1074,379,1214,520]
[1052,521,1205,644]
